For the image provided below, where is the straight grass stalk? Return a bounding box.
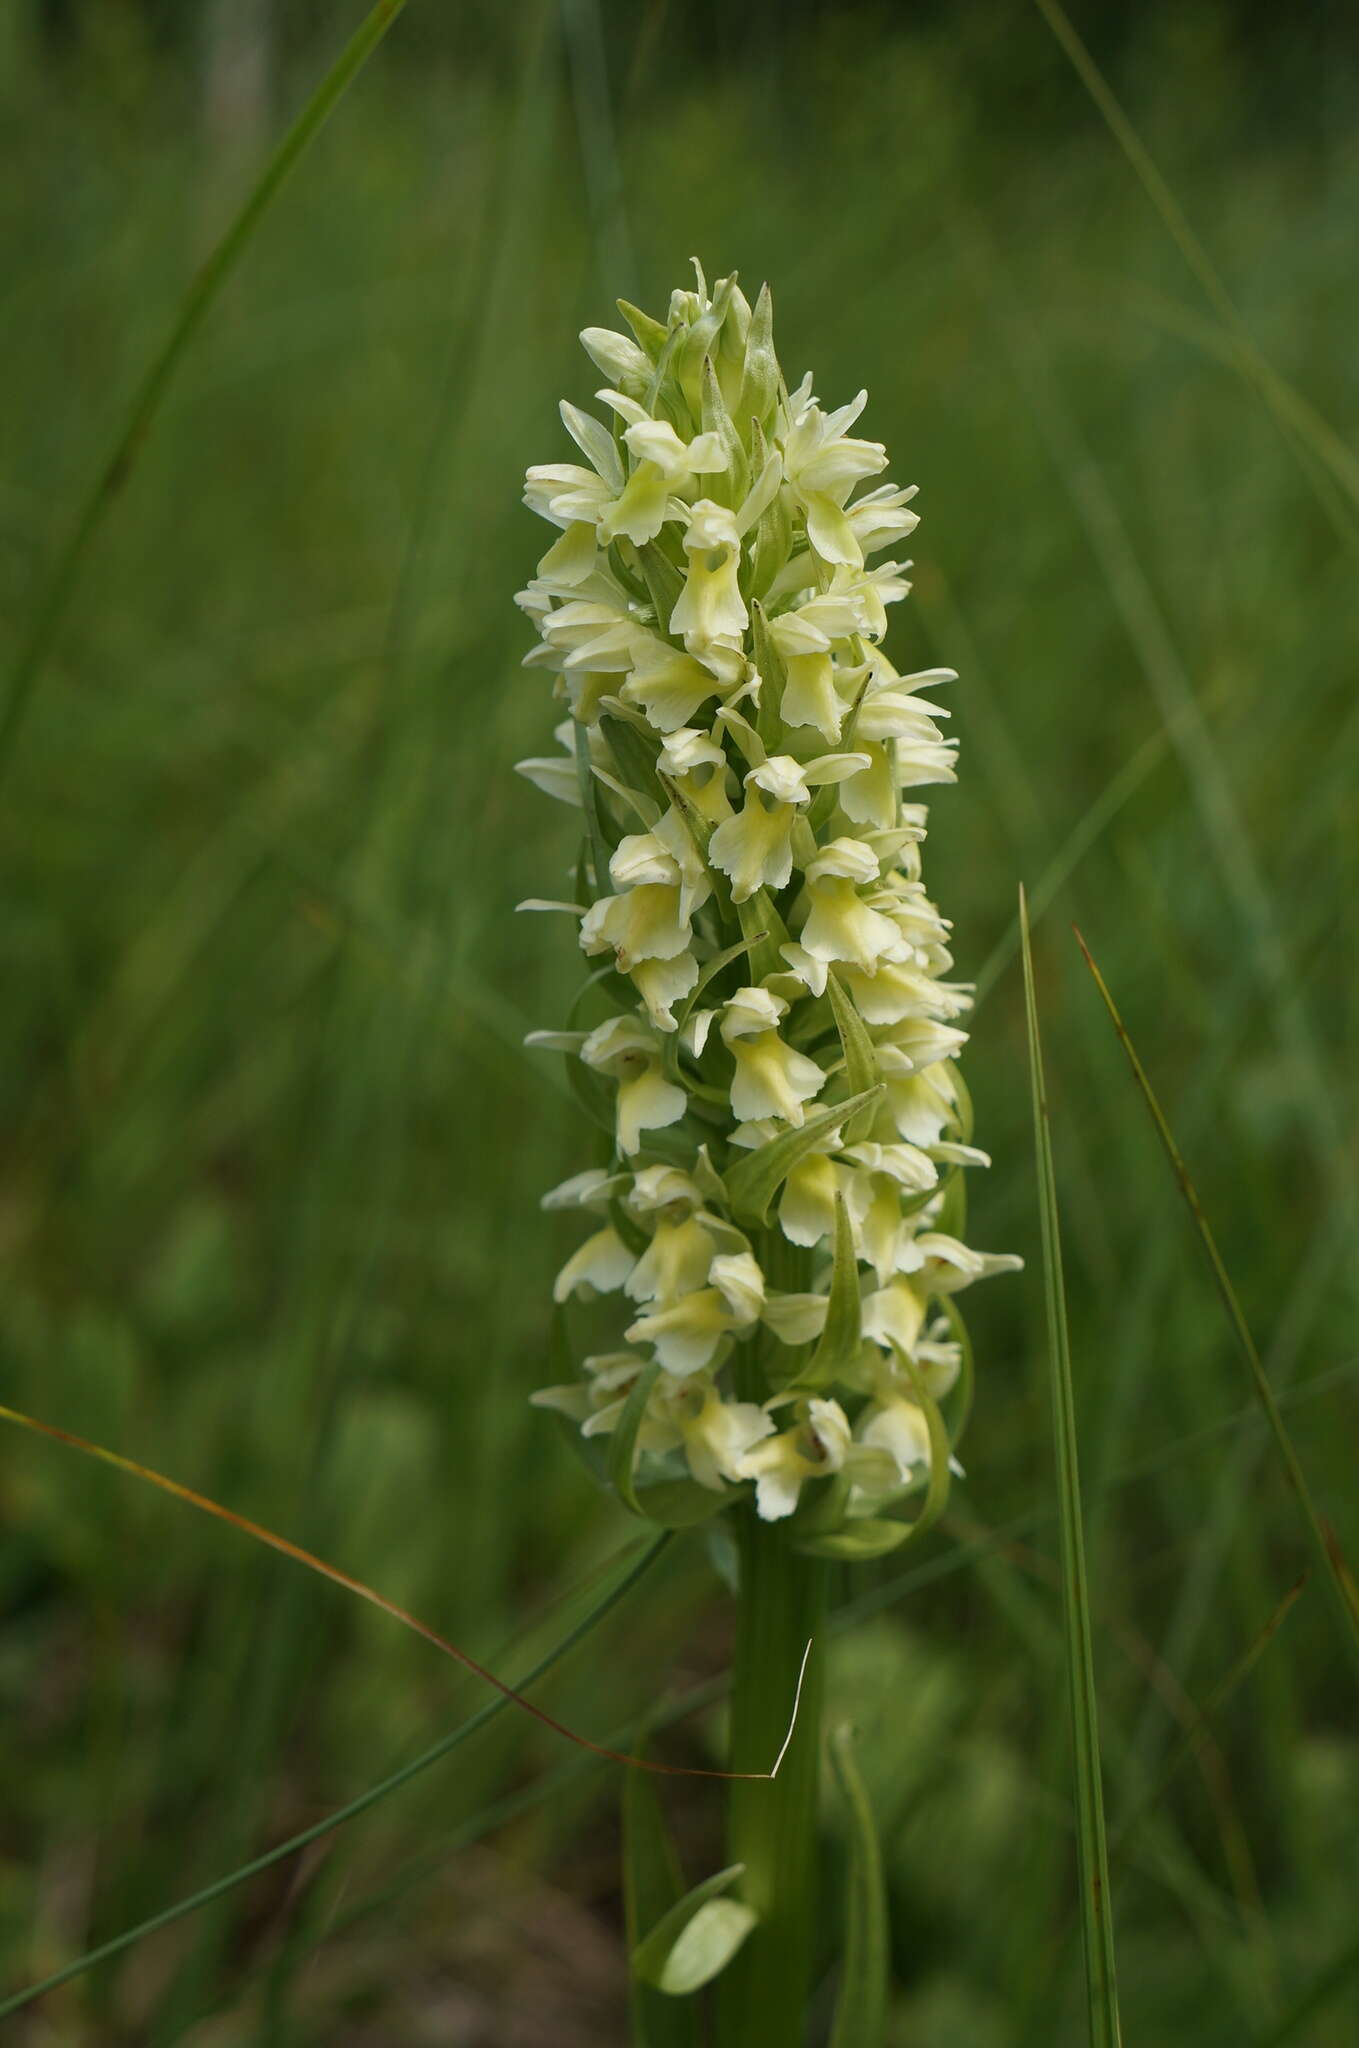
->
[1019,887,1122,2047]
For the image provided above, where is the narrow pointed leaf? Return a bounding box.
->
[800,1193,861,1387]
[601,710,667,815]
[636,539,685,629]
[796,1519,912,1563]
[725,1086,883,1225]
[828,1724,888,2048]
[737,887,789,986]
[575,716,614,899]
[608,1361,664,1518]
[624,1772,699,2048]
[750,598,788,754]
[827,971,880,1140]
[738,281,779,426]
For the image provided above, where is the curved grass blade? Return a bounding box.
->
[0,1403,802,1782]
[308,1361,1359,1953]
[1109,1572,1307,1868]
[1073,929,1359,1684]
[1019,886,1122,2046]
[0,1529,670,2021]
[1254,1930,1359,2048]
[0,0,411,786]
[1031,0,1359,541]
[828,1724,888,2048]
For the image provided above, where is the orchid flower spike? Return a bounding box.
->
[519,265,1019,1553]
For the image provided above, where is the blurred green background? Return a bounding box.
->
[1,1,1356,2041]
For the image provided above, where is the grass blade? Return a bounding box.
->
[0,1531,669,2021]
[1019,885,1122,2045]
[1073,929,1359,1684]
[1255,1932,1359,2048]
[0,0,410,784]
[1030,0,1359,542]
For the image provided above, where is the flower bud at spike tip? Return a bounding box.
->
[518,267,1020,1539]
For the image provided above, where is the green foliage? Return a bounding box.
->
[632,1862,754,1996]
[828,1723,889,2048]
[622,1771,700,2048]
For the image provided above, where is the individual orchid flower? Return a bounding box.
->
[736,1397,854,1521]
[655,727,734,826]
[626,1249,766,1376]
[708,752,869,902]
[719,985,826,1126]
[765,592,871,741]
[779,389,888,567]
[647,1375,777,1493]
[578,1014,687,1155]
[594,391,729,546]
[798,838,908,970]
[668,499,760,682]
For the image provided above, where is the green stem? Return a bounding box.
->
[717,1509,826,2048]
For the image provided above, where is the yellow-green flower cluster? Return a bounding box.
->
[520,265,1018,1547]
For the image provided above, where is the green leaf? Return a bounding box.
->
[634,1864,755,1996]
[738,280,779,428]
[636,539,685,625]
[607,1361,664,1519]
[933,1164,967,1241]
[657,1900,757,1996]
[725,1086,882,1226]
[701,356,748,505]
[749,599,788,754]
[797,1351,954,1560]
[618,297,669,358]
[631,1478,731,1529]
[610,1198,652,1259]
[1020,887,1122,2048]
[939,1295,976,1453]
[826,972,881,1140]
[663,932,772,1091]
[601,711,667,815]
[796,1519,912,1563]
[948,1057,974,1145]
[737,889,789,986]
[798,1193,861,1389]
[623,1773,699,2048]
[828,1724,889,2048]
[575,717,615,900]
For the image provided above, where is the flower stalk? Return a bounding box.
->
[517,263,1019,2037]
[719,1509,826,2047]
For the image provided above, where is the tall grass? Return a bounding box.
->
[0,3,1355,2040]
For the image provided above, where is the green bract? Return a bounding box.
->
[521,263,1018,1540]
